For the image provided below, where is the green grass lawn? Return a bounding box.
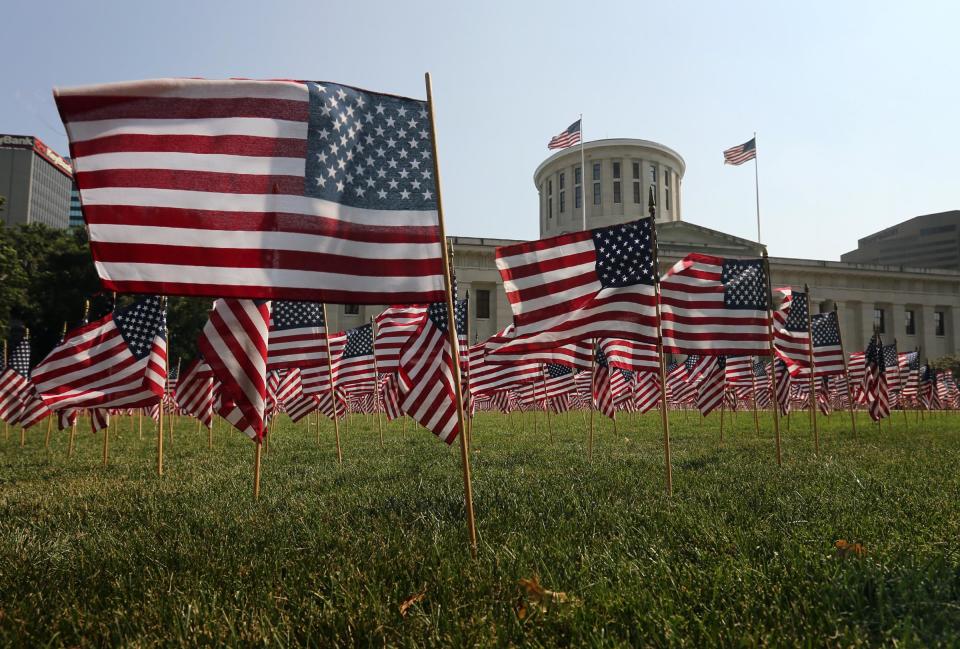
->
[1,407,959,647]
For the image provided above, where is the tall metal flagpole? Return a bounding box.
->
[425,72,478,558]
[754,132,761,243]
[580,114,586,231]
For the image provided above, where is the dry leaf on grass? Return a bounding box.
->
[399,588,426,617]
[515,575,575,617]
[834,539,866,558]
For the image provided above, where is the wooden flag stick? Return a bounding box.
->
[540,365,553,442]
[68,418,77,457]
[102,419,110,466]
[321,303,343,464]
[138,410,143,440]
[20,426,25,448]
[370,317,385,449]
[253,440,262,500]
[426,72,477,558]
[45,417,52,449]
[648,186,674,495]
[762,251,783,467]
[834,304,857,438]
[588,339,596,462]
[719,394,725,443]
[804,284,819,455]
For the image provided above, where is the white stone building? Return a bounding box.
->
[327,139,960,360]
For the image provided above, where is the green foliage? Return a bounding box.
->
[930,355,960,376]
[0,223,211,365]
[1,411,960,646]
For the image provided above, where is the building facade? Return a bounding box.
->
[534,138,684,238]
[69,184,84,228]
[0,134,74,229]
[327,138,960,361]
[841,210,960,270]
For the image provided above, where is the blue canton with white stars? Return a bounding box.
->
[546,363,572,378]
[427,299,467,336]
[343,324,373,359]
[595,345,610,368]
[904,351,919,371]
[112,296,166,361]
[882,344,899,371]
[9,337,30,377]
[591,219,656,288]
[784,291,809,332]
[272,300,325,330]
[811,311,840,347]
[753,358,768,378]
[304,82,437,211]
[721,260,768,310]
[865,335,885,372]
[683,354,702,376]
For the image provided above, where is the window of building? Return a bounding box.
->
[547,179,553,219]
[558,172,565,213]
[873,307,885,334]
[935,310,945,336]
[574,167,582,209]
[612,161,622,204]
[632,162,641,204]
[592,162,601,206]
[344,304,359,315]
[649,164,657,185]
[905,309,915,335]
[664,169,672,211]
[476,289,490,319]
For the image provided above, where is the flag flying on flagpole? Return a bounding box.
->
[54,78,446,304]
[494,219,658,354]
[547,119,582,150]
[723,137,756,165]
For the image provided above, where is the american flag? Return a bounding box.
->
[810,311,845,376]
[483,325,593,370]
[90,408,110,433]
[197,299,270,440]
[176,357,214,427]
[774,360,791,415]
[33,296,167,410]
[592,346,630,419]
[57,408,79,431]
[55,78,446,304]
[467,341,541,397]
[697,356,726,416]
[335,323,377,388]
[882,343,901,401]
[267,301,328,370]
[724,356,755,385]
[634,372,661,413]
[275,368,303,404]
[900,351,919,398]
[863,334,889,421]
[380,373,403,421]
[374,305,428,372]
[398,299,467,443]
[817,377,832,415]
[495,219,658,353]
[660,253,770,355]
[918,364,934,409]
[723,137,756,166]
[541,363,577,401]
[0,336,34,424]
[285,393,319,422]
[599,338,658,374]
[773,288,811,376]
[547,119,581,150]
[848,352,866,402]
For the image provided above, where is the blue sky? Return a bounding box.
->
[3,0,957,260]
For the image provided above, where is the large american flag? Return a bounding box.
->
[723,137,756,165]
[547,119,581,150]
[660,253,770,355]
[55,78,445,304]
[495,219,658,353]
[33,296,167,410]
[863,334,889,421]
[198,299,270,440]
[267,301,328,370]
[398,299,467,443]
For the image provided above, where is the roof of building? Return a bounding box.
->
[534,138,686,184]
